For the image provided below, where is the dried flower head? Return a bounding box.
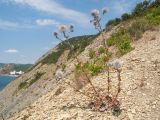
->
[112,59,123,70]
[102,7,108,15]
[53,32,58,38]
[55,69,63,80]
[69,24,74,32]
[91,9,100,17]
[58,25,68,32]
[107,61,113,67]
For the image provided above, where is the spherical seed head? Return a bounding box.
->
[55,69,63,80]
[112,59,123,70]
[53,32,58,37]
[102,7,108,14]
[91,9,100,17]
[58,25,68,32]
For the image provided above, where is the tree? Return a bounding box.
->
[151,0,160,7]
[106,18,121,27]
[121,13,131,21]
[132,0,150,16]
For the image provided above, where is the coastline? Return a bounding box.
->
[0,75,17,91]
[0,74,18,77]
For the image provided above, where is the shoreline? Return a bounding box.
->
[0,74,18,77]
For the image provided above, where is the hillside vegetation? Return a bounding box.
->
[41,35,98,64]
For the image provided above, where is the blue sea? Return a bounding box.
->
[0,76,16,91]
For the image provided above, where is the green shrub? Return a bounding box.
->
[29,79,37,86]
[88,48,95,59]
[146,7,160,25]
[128,19,151,40]
[106,51,113,58]
[107,37,116,46]
[18,81,28,90]
[98,46,105,54]
[94,56,105,66]
[118,38,132,55]
[89,64,103,76]
[83,62,103,76]
[61,64,66,71]
[29,72,44,85]
[121,13,131,21]
[107,27,132,55]
[106,18,121,27]
[83,54,108,76]
[83,61,90,69]
[75,63,82,73]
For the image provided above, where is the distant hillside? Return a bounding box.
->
[0,63,5,68]
[13,64,33,72]
[39,35,98,64]
[0,63,32,75]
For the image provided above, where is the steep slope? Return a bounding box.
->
[0,35,101,119]
[0,1,160,119]
[8,30,160,120]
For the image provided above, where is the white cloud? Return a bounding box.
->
[0,19,34,29]
[9,0,90,26]
[0,19,18,29]
[36,19,60,26]
[4,49,19,53]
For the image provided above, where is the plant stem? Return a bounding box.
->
[107,68,110,95]
[64,81,92,99]
[115,69,121,99]
[97,20,108,51]
[56,32,100,98]
[1,113,4,120]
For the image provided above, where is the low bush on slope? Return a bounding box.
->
[106,6,160,55]
[106,0,160,28]
[18,72,44,90]
[107,27,133,56]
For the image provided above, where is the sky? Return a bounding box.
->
[0,0,142,64]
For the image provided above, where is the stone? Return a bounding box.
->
[152,105,156,109]
[131,109,136,114]
[128,113,134,120]
[127,91,132,95]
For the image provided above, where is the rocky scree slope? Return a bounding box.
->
[7,29,160,120]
